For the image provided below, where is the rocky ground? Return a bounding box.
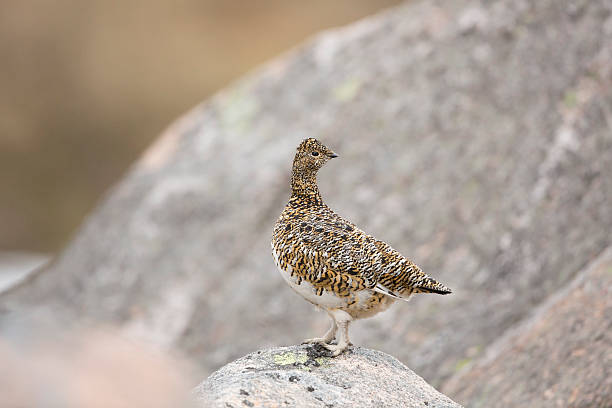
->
[195,345,461,408]
[1,0,611,406]
[443,248,612,407]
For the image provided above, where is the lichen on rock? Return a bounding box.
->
[194,345,461,408]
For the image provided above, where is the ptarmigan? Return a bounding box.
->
[272,138,451,356]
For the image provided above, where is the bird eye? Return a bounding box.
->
[311,151,319,157]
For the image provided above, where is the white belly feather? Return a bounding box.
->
[272,248,347,309]
[272,247,395,318]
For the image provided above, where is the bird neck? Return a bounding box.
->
[290,169,323,205]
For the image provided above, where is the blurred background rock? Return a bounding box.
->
[1,1,611,406]
[0,0,401,281]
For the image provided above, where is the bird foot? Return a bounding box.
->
[302,337,333,345]
[321,342,349,357]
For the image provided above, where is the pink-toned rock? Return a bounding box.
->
[195,345,461,408]
[442,248,612,407]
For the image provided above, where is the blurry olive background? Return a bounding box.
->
[0,0,401,253]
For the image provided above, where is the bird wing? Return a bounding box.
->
[272,210,372,296]
[291,205,449,299]
[287,207,402,296]
[372,283,404,300]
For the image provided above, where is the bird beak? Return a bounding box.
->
[328,152,339,159]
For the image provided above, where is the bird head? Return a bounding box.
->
[293,138,338,174]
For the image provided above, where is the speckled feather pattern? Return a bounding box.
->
[272,138,451,321]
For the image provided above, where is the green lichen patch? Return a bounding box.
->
[272,346,334,372]
[332,77,363,102]
[273,351,308,366]
[314,356,331,367]
[454,357,472,372]
[563,90,578,108]
[218,84,260,135]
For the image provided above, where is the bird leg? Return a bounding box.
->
[322,309,352,356]
[302,312,337,345]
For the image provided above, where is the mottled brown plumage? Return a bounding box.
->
[272,138,451,355]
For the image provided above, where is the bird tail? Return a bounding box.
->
[415,277,452,295]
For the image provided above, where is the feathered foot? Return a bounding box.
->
[302,313,337,345]
[321,310,351,356]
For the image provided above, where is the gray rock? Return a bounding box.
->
[1,0,611,399]
[0,251,48,294]
[195,345,461,408]
[442,247,612,407]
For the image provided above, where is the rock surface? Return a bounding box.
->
[1,0,611,404]
[0,251,48,294]
[442,247,612,408]
[195,345,461,408]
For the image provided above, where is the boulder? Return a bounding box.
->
[195,345,461,408]
[442,247,612,407]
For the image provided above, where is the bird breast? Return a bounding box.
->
[271,246,396,318]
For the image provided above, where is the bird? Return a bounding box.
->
[271,138,452,356]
